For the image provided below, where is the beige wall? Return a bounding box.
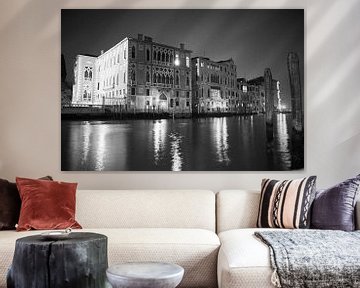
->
[0,0,359,191]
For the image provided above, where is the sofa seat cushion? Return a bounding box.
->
[0,228,219,288]
[218,228,282,288]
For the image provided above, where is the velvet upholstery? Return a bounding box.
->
[311,174,360,231]
[0,176,52,230]
[16,177,81,231]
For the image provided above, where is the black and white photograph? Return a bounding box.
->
[61,9,304,171]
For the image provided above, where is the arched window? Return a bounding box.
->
[131,70,136,82]
[186,56,190,67]
[186,76,190,86]
[146,71,150,82]
[170,75,173,85]
[162,52,165,62]
[166,53,169,63]
[131,46,136,58]
[165,75,169,84]
[84,70,88,79]
[170,54,173,63]
[175,75,180,86]
[157,74,161,83]
[153,50,157,61]
[146,49,150,61]
[157,52,161,61]
[162,74,165,84]
[153,73,157,83]
[89,70,92,80]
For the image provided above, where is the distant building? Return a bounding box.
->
[191,57,238,114]
[72,34,192,115]
[239,76,281,114]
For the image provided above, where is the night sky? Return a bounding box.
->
[62,9,304,108]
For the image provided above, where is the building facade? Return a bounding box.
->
[191,57,238,114]
[238,76,281,114]
[72,34,192,115]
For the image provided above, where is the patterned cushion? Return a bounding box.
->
[257,177,317,229]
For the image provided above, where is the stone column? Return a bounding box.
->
[264,68,274,142]
[287,52,303,132]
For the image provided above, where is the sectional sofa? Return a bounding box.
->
[0,189,359,288]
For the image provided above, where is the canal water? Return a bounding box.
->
[61,114,302,171]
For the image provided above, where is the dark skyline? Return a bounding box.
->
[61,9,304,108]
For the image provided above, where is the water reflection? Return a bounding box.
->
[213,118,230,165]
[61,114,301,171]
[169,133,183,171]
[94,124,108,171]
[275,113,292,169]
[81,121,91,167]
[153,120,167,165]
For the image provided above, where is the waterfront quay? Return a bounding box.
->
[60,105,285,121]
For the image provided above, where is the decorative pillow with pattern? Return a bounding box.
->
[257,176,317,229]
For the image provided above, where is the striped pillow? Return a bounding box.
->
[257,176,317,229]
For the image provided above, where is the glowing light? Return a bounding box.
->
[94,124,108,171]
[214,118,230,165]
[81,121,91,166]
[174,54,180,66]
[169,133,183,171]
[153,120,167,164]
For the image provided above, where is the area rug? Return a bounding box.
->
[255,230,360,288]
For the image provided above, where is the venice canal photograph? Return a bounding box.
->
[61,9,304,171]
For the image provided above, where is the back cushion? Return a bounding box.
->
[217,190,260,233]
[76,190,215,231]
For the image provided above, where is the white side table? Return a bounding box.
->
[106,262,184,288]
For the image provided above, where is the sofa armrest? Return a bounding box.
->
[356,200,360,230]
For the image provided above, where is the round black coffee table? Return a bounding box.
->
[7,232,108,288]
[106,262,184,288]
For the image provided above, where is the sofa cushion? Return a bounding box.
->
[216,190,260,233]
[217,228,278,288]
[311,174,360,231]
[0,176,53,230]
[0,179,20,230]
[257,177,317,229]
[0,228,220,288]
[76,190,216,231]
[16,177,81,231]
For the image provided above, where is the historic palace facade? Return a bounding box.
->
[72,34,192,115]
[71,34,281,116]
[191,57,238,114]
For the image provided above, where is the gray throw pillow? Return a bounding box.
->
[311,174,360,231]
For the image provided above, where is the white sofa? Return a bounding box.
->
[216,190,360,288]
[0,190,220,288]
[1,189,359,288]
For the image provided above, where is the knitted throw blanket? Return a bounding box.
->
[255,230,360,288]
